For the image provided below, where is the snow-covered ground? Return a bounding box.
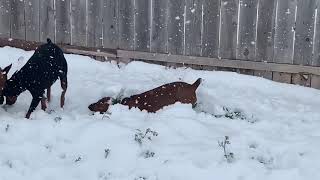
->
[0,46,320,180]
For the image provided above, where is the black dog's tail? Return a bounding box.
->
[47,38,52,44]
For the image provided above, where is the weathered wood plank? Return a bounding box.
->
[10,0,25,40]
[167,0,185,55]
[273,72,292,83]
[256,0,277,62]
[87,0,103,47]
[313,1,320,66]
[151,0,168,53]
[71,0,87,46]
[219,0,238,59]
[237,0,258,60]
[25,0,40,41]
[0,0,11,38]
[39,0,55,42]
[117,50,320,76]
[201,0,220,57]
[55,0,71,44]
[311,75,320,89]
[293,0,316,66]
[0,37,117,57]
[118,0,134,50]
[254,0,277,80]
[185,0,202,56]
[311,1,320,88]
[273,0,297,84]
[135,0,151,52]
[273,0,297,64]
[102,0,118,49]
[292,73,311,86]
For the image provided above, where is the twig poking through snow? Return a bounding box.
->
[104,149,110,159]
[5,124,9,132]
[218,136,234,163]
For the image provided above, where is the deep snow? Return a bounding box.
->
[0,46,320,180]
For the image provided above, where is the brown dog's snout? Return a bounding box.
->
[88,97,112,113]
[6,96,17,105]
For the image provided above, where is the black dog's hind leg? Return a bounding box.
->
[60,76,67,108]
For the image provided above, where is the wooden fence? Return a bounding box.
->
[1,0,320,88]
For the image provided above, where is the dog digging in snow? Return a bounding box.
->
[0,38,68,119]
[88,78,202,114]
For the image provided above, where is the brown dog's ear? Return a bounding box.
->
[3,64,12,75]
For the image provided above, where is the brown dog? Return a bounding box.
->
[88,78,202,113]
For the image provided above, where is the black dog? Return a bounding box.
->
[3,38,68,119]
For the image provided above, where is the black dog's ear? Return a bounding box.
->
[3,64,12,75]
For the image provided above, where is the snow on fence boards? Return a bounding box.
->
[102,0,119,49]
[219,0,238,59]
[185,0,202,56]
[0,0,11,38]
[55,0,71,44]
[39,0,55,42]
[71,0,87,46]
[135,0,151,52]
[25,0,39,41]
[87,0,103,47]
[10,0,25,40]
[201,0,220,58]
[167,0,185,55]
[254,0,277,80]
[150,0,168,53]
[118,0,134,50]
[236,0,258,76]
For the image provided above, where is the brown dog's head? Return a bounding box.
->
[88,97,112,113]
[0,64,12,104]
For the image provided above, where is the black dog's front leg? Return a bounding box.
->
[25,94,42,119]
[0,95,4,104]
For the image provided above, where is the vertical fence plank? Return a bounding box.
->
[237,0,258,61]
[55,0,71,44]
[10,0,25,40]
[273,0,297,63]
[293,0,316,66]
[237,0,258,75]
[135,0,150,52]
[119,0,134,50]
[167,0,185,55]
[151,0,168,53]
[39,0,55,42]
[256,0,276,62]
[219,0,238,59]
[254,0,277,79]
[71,0,87,46]
[201,0,220,58]
[185,0,202,56]
[292,0,316,86]
[0,0,11,38]
[311,0,320,89]
[103,0,118,49]
[273,0,297,84]
[87,0,103,47]
[25,0,40,41]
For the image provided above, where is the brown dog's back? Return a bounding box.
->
[121,78,201,112]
